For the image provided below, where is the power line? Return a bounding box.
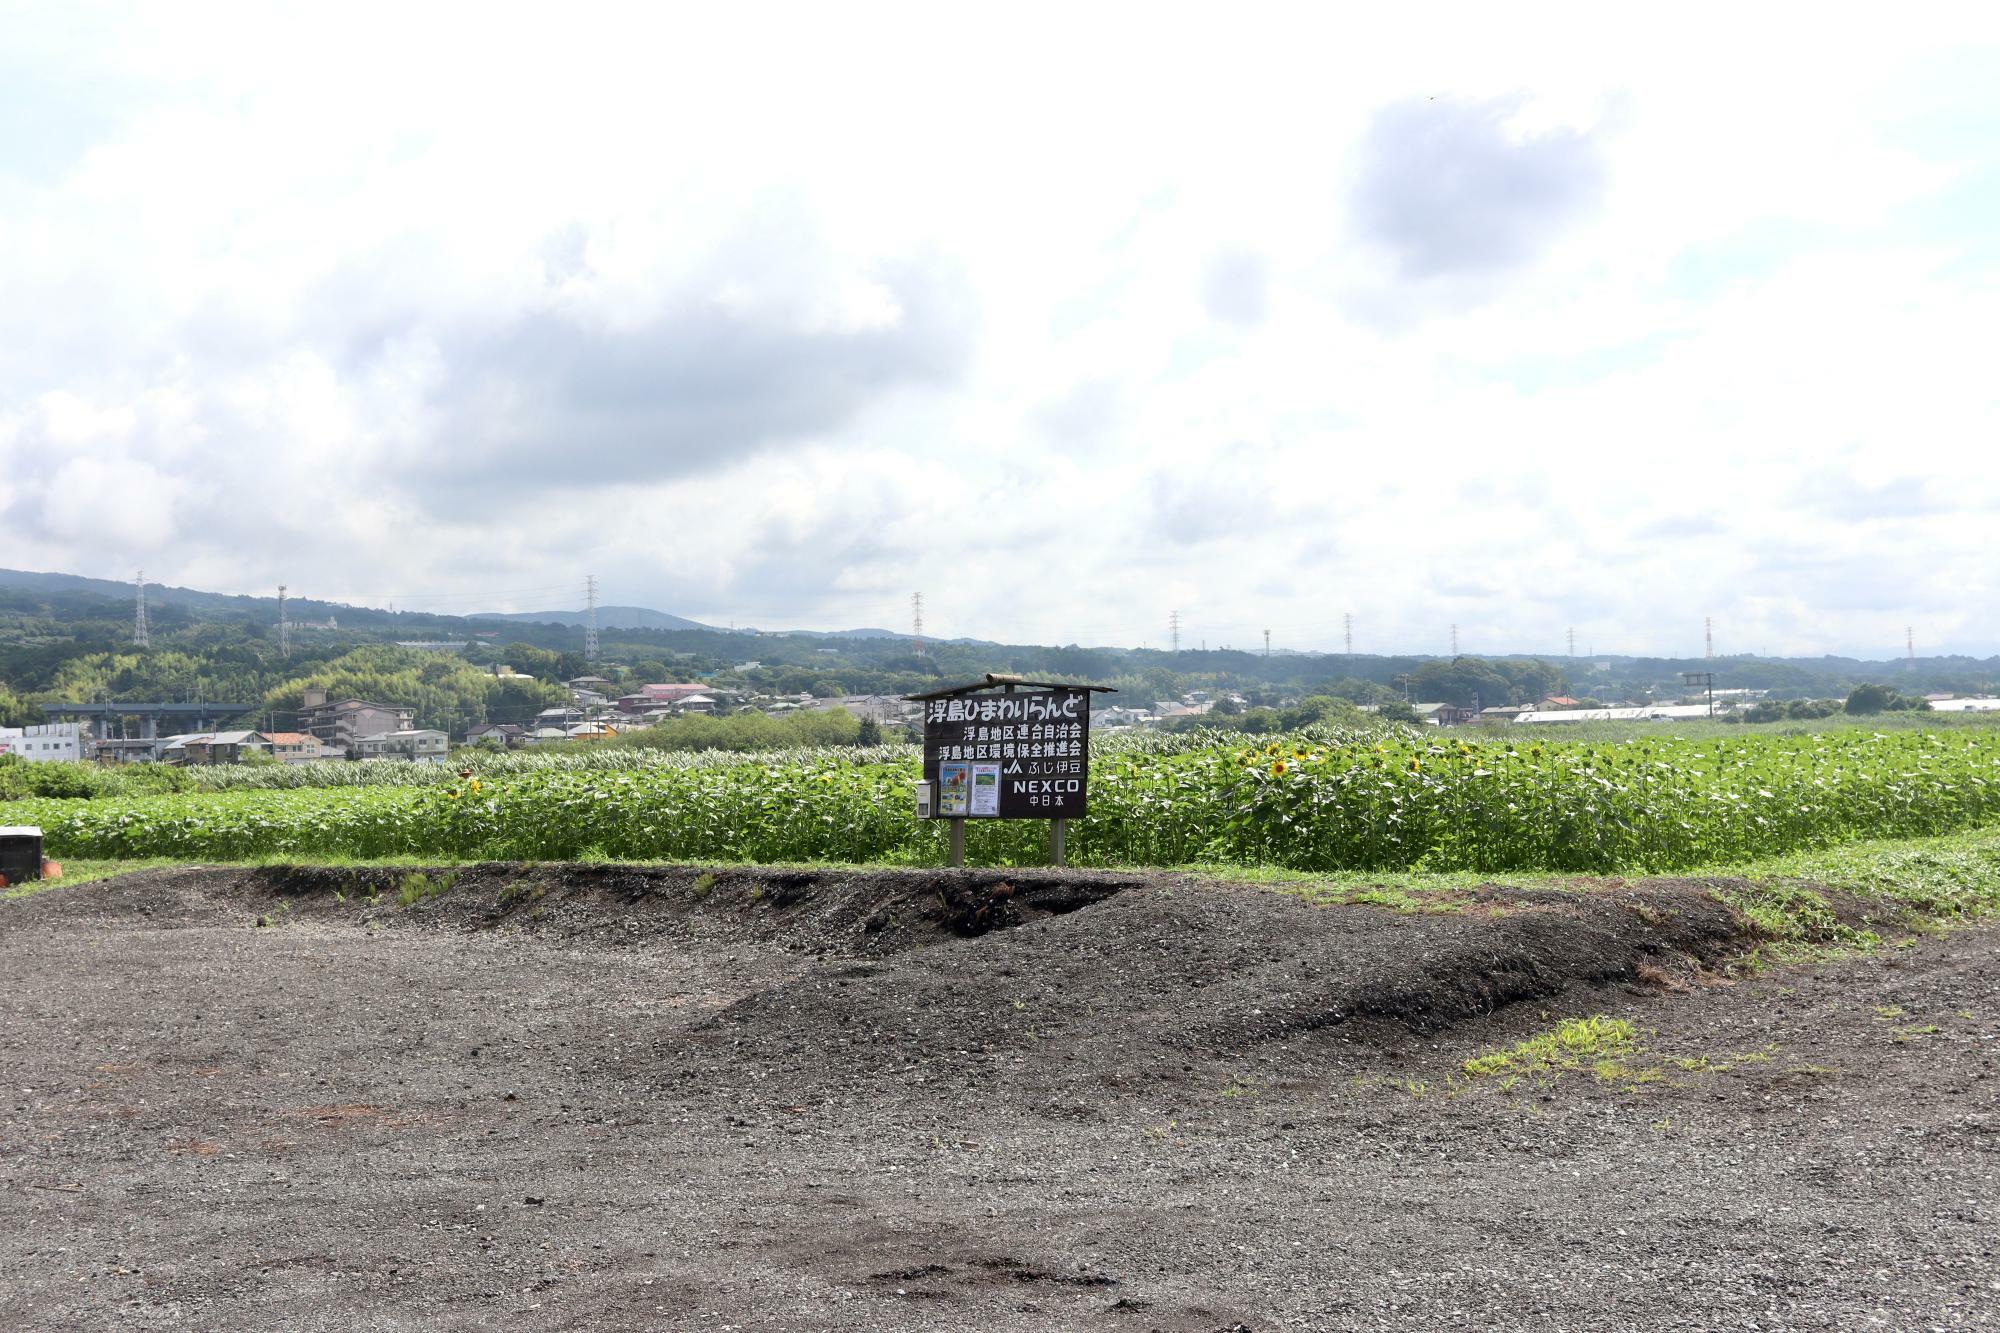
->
[133,570,149,648]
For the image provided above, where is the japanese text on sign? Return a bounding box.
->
[921,688,1092,819]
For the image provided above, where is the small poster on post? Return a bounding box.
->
[969,762,1001,817]
[938,761,971,817]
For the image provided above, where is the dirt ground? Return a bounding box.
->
[1,864,1995,1331]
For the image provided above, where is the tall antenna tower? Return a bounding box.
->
[132,570,150,648]
[1567,626,1576,657]
[1450,623,1459,656]
[583,574,600,663]
[1168,610,1182,654]
[1705,616,1714,659]
[1343,612,1353,658]
[1263,628,1271,658]
[277,584,291,659]
[911,592,926,657]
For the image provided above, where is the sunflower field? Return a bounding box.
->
[9,728,2000,873]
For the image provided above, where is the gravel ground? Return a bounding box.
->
[1,865,1995,1331]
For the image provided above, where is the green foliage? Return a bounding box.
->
[16,726,2000,875]
[603,706,867,752]
[1844,682,1929,716]
[1462,1016,1638,1079]
[396,870,456,906]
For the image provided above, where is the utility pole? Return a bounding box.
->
[912,592,925,657]
[1343,612,1353,659]
[277,585,291,659]
[1168,610,1181,655]
[584,574,600,663]
[1684,670,1716,719]
[1705,616,1714,660]
[132,570,149,648]
[1263,628,1270,658]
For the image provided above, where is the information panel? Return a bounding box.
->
[921,687,1091,819]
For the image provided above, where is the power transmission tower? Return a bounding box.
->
[277,585,291,659]
[1705,616,1714,659]
[1263,628,1270,658]
[1343,612,1353,658]
[1168,610,1181,654]
[1907,626,1915,662]
[584,574,600,663]
[132,570,149,648]
[1450,623,1459,656]
[912,592,925,657]
[1567,626,1576,657]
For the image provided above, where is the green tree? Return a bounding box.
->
[1844,683,1898,715]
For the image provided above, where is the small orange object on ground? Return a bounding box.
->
[42,860,63,880]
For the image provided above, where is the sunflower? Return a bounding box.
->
[1271,760,1288,776]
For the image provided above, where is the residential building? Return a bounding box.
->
[464,722,527,748]
[297,687,415,757]
[181,731,270,765]
[353,729,451,763]
[261,732,324,764]
[0,723,84,762]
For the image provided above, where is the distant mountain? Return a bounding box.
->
[471,606,723,633]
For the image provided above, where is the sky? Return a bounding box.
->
[3,3,1998,659]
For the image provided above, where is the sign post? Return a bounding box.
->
[907,675,1114,868]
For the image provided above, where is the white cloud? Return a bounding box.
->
[2,5,1999,657]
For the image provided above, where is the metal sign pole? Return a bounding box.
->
[949,818,966,868]
[1050,818,1066,867]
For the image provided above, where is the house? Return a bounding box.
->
[565,721,619,740]
[91,737,165,764]
[566,675,615,695]
[353,729,451,763]
[535,706,585,730]
[0,723,85,762]
[464,722,526,748]
[1409,703,1477,726]
[260,732,324,764]
[1539,696,1582,709]
[297,688,415,757]
[1091,705,1153,729]
[181,731,269,765]
[1478,704,1531,723]
[523,726,571,745]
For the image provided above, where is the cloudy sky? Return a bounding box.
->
[4,4,1998,658]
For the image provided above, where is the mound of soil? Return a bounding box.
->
[4,864,1991,1331]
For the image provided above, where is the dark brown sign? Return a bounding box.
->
[921,687,1091,820]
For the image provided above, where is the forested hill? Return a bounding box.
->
[2,570,1998,731]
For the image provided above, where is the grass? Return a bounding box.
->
[1455,1014,1775,1094]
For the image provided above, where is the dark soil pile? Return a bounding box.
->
[3,865,1992,1331]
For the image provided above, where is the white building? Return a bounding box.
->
[353,729,451,763]
[0,723,84,762]
[1928,697,2000,713]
